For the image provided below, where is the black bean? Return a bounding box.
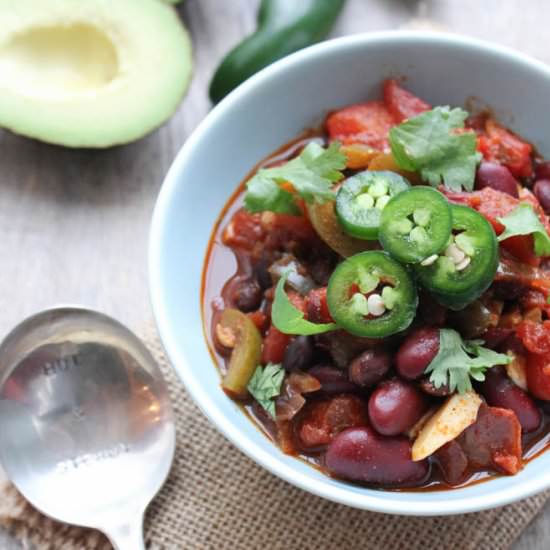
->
[308,364,357,394]
[348,349,391,387]
[233,280,262,312]
[283,336,314,371]
[254,258,273,290]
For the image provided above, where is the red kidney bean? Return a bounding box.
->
[480,367,541,433]
[283,336,313,371]
[308,365,357,394]
[232,279,262,312]
[368,379,428,436]
[475,161,519,198]
[396,328,440,380]
[534,179,550,213]
[535,161,550,181]
[325,427,429,486]
[348,349,391,387]
[480,327,514,350]
[418,377,451,397]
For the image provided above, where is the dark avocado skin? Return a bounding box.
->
[209,0,345,103]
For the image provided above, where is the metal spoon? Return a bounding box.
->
[0,307,175,550]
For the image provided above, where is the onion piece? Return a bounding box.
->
[412,391,482,461]
[268,255,315,295]
[275,372,321,421]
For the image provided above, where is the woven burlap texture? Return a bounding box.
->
[0,331,548,550]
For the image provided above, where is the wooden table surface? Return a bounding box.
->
[1,0,549,547]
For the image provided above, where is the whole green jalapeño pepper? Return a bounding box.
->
[379,186,452,264]
[209,0,345,103]
[415,204,498,310]
[336,171,410,240]
[327,251,418,338]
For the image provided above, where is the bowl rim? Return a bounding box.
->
[149,30,550,515]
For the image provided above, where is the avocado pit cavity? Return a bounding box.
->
[0,24,119,99]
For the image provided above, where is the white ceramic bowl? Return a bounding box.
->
[149,31,550,515]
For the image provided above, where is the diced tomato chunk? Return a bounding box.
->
[478,119,533,178]
[261,325,291,364]
[526,352,550,400]
[383,79,431,123]
[502,235,539,267]
[247,310,267,331]
[437,405,523,481]
[304,287,333,324]
[223,209,265,250]
[261,211,317,251]
[473,188,540,265]
[474,188,538,264]
[520,188,550,234]
[295,394,368,451]
[326,100,395,151]
[446,186,550,266]
[517,320,550,355]
[474,187,518,232]
[442,188,482,209]
[459,404,522,475]
[287,290,305,311]
[520,289,550,318]
[495,256,550,296]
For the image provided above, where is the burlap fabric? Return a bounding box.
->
[0,331,548,550]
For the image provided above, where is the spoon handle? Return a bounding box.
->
[105,515,146,550]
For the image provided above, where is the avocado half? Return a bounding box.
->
[0,0,192,148]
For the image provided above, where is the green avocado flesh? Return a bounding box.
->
[0,0,192,147]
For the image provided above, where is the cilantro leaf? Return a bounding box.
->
[272,272,337,335]
[497,203,550,256]
[247,363,285,419]
[425,329,510,394]
[244,175,299,215]
[243,142,346,215]
[389,107,481,192]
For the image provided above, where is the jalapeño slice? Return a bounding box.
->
[327,251,418,338]
[415,204,498,310]
[379,186,452,264]
[335,171,410,240]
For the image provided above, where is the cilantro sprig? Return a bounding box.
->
[247,363,285,419]
[272,272,337,335]
[426,329,511,394]
[497,203,550,256]
[244,142,346,215]
[389,107,481,192]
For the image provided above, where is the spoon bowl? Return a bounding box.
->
[0,307,175,549]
